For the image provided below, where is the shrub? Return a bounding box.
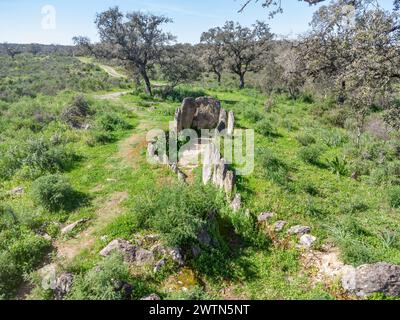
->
[299,145,324,166]
[255,119,276,137]
[296,133,316,146]
[67,253,133,300]
[30,174,75,211]
[61,95,91,128]
[243,109,263,123]
[133,183,221,248]
[328,156,348,176]
[388,187,400,208]
[97,114,132,132]
[257,149,293,188]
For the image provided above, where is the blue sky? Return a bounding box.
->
[0,0,372,45]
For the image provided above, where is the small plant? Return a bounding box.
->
[30,174,75,211]
[388,186,400,208]
[299,145,324,166]
[328,156,348,176]
[255,119,276,137]
[243,109,263,123]
[296,133,316,146]
[98,114,132,132]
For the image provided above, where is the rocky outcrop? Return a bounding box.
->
[258,212,274,223]
[342,262,400,297]
[298,234,317,249]
[100,239,137,263]
[274,220,287,232]
[288,225,311,236]
[54,273,73,300]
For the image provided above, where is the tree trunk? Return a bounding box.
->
[140,68,152,96]
[216,72,221,85]
[239,74,245,89]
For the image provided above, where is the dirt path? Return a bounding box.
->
[94,91,130,100]
[78,57,127,78]
[55,191,129,261]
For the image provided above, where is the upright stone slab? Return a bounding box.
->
[174,107,183,132]
[224,170,235,195]
[202,144,213,185]
[180,98,197,129]
[227,111,235,136]
[217,108,228,132]
[213,158,227,188]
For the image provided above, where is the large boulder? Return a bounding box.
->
[180,98,197,129]
[342,262,400,297]
[192,97,221,130]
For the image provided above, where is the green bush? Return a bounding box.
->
[257,149,293,188]
[97,114,132,132]
[67,253,133,300]
[299,145,324,166]
[30,174,76,211]
[255,119,276,137]
[243,109,263,123]
[133,183,221,248]
[328,156,348,176]
[388,187,400,208]
[296,133,316,146]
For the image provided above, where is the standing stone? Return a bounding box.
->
[231,193,241,213]
[180,98,197,129]
[174,107,183,132]
[217,109,228,132]
[227,111,235,136]
[202,144,213,185]
[213,158,227,188]
[342,263,400,297]
[192,97,221,130]
[224,171,235,195]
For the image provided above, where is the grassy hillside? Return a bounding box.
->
[1,55,399,300]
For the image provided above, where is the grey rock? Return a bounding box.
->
[191,246,201,258]
[54,273,73,300]
[141,293,161,301]
[213,158,227,188]
[342,263,400,297]
[147,143,156,160]
[61,219,88,235]
[154,259,166,273]
[288,225,311,236]
[299,234,317,248]
[100,239,137,263]
[202,144,214,185]
[180,98,197,129]
[10,186,24,195]
[170,248,184,266]
[227,111,235,136]
[113,280,133,299]
[231,193,241,213]
[192,97,221,130]
[257,212,274,223]
[274,220,287,232]
[135,249,154,266]
[224,171,235,195]
[197,228,212,246]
